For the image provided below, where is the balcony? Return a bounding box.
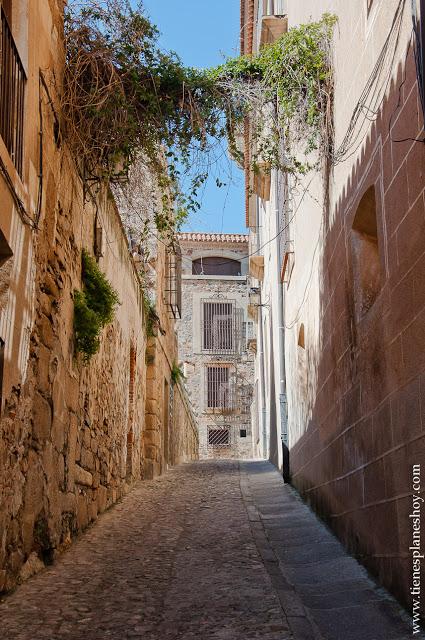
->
[205,364,238,415]
[201,299,243,355]
[0,10,26,177]
[280,241,294,284]
[252,163,271,201]
[248,287,261,321]
[249,255,264,281]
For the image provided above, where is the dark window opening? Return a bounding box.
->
[208,427,230,446]
[351,185,381,320]
[0,227,13,267]
[240,429,247,438]
[192,256,241,276]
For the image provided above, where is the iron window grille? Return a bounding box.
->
[201,299,243,354]
[0,9,25,177]
[205,364,237,414]
[164,245,182,319]
[208,426,231,447]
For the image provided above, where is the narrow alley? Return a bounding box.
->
[0,461,417,640]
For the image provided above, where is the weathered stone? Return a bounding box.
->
[76,494,89,529]
[38,314,55,349]
[18,553,45,583]
[74,465,93,487]
[32,392,52,441]
[37,345,51,395]
[80,448,95,472]
[42,272,60,299]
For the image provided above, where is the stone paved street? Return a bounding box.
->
[0,460,422,640]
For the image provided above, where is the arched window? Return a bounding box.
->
[192,256,241,276]
[351,185,381,319]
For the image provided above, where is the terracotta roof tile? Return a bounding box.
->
[177,232,249,244]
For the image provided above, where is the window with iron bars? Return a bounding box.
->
[205,364,237,413]
[208,426,231,447]
[0,9,26,177]
[164,245,182,319]
[201,299,243,354]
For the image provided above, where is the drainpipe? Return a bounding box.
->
[258,301,268,459]
[274,170,290,480]
[256,199,268,459]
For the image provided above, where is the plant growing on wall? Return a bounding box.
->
[74,249,120,361]
[62,0,228,238]
[142,291,160,338]
[171,362,185,385]
[63,1,336,231]
[210,13,337,175]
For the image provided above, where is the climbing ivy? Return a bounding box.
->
[73,250,120,361]
[210,13,337,174]
[63,1,336,233]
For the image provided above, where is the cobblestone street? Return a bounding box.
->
[0,460,421,640]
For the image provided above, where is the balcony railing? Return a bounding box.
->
[205,365,238,414]
[0,10,26,176]
[201,299,243,355]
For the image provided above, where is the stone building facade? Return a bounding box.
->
[242,0,425,610]
[0,0,197,593]
[177,233,256,459]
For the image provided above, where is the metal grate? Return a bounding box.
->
[205,364,237,413]
[201,299,242,354]
[208,426,230,447]
[165,245,182,319]
[0,10,25,176]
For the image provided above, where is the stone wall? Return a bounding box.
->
[281,0,425,610]
[170,382,199,466]
[0,0,198,593]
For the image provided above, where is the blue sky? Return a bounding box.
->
[142,0,246,234]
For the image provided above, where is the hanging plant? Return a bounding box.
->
[210,13,338,175]
[62,1,336,231]
[73,249,120,361]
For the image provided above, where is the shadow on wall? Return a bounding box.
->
[289,44,425,610]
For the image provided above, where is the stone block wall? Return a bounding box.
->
[282,0,425,610]
[0,0,194,594]
[170,382,199,466]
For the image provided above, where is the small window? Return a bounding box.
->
[351,185,381,320]
[208,426,230,446]
[192,256,241,276]
[0,228,13,267]
[240,429,247,438]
